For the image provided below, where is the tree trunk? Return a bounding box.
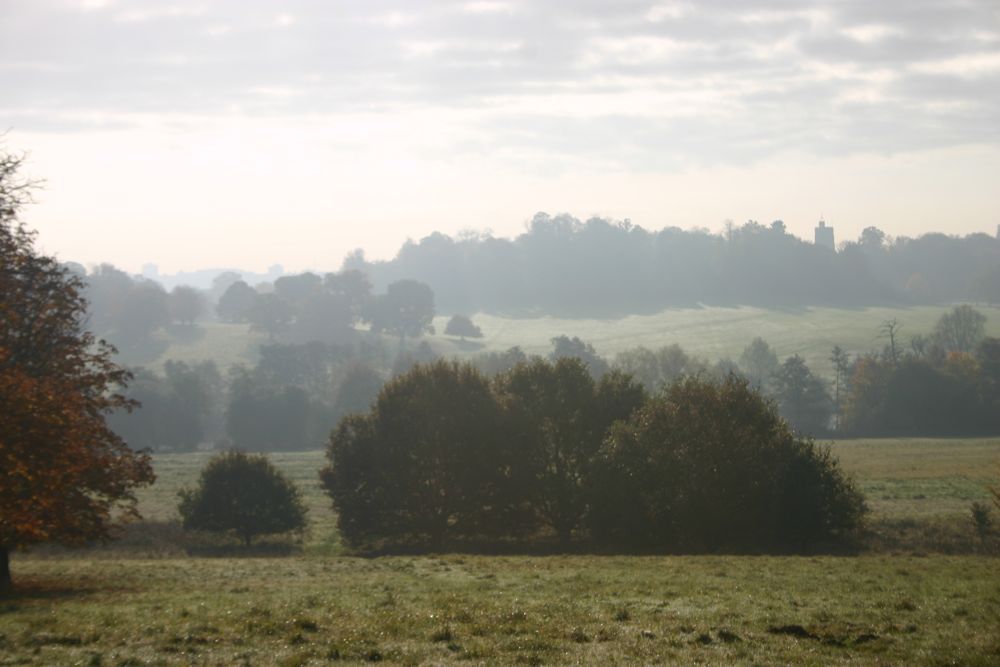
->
[1,545,11,592]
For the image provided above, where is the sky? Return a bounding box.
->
[2,0,999,274]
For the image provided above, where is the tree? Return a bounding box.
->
[320,361,517,548]
[444,314,483,340]
[879,319,903,364]
[216,280,256,323]
[248,293,293,341]
[549,335,608,378]
[590,375,865,550]
[177,451,306,546]
[933,304,987,354]
[1,148,154,590]
[739,337,779,392]
[497,358,645,543]
[168,285,205,326]
[369,280,435,345]
[771,355,832,435]
[829,346,850,431]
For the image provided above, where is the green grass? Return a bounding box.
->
[137,305,1000,378]
[5,440,999,665]
[4,555,999,665]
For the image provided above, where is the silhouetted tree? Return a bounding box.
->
[178,451,306,546]
[369,280,435,345]
[216,280,257,323]
[550,335,608,378]
[444,314,483,340]
[249,293,293,341]
[168,285,205,326]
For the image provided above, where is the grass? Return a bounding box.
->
[5,440,1000,665]
[4,554,999,665]
[136,304,1000,378]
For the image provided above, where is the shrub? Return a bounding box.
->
[178,451,307,546]
[320,361,522,548]
[589,375,866,551]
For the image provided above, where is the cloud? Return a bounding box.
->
[1,0,998,169]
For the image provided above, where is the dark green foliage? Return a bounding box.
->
[589,375,866,550]
[842,346,1000,436]
[497,359,646,542]
[178,451,307,546]
[321,361,520,548]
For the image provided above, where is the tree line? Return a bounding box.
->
[320,359,865,552]
[354,214,1000,315]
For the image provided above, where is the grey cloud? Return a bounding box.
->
[1,0,997,165]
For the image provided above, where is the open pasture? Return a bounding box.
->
[143,305,1000,377]
[4,438,999,664]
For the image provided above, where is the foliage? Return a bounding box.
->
[444,314,483,339]
[550,335,608,378]
[216,279,257,322]
[497,358,646,542]
[108,360,223,452]
[590,375,866,550]
[739,337,779,392]
[168,285,205,325]
[771,355,832,435]
[613,343,707,392]
[932,304,987,353]
[369,279,435,343]
[321,361,517,548]
[0,147,154,589]
[178,450,307,545]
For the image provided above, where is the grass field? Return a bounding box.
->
[138,304,1000,378]
[4,439,999,664]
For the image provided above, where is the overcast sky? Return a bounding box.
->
[3,0,999,273]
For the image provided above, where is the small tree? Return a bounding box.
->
[178,451,306,546]
[444,314,483,340]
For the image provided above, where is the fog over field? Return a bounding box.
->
[3,2,1000,664]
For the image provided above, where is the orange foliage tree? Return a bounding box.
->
[0,147,154,591]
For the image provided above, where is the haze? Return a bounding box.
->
[2,0,999,273]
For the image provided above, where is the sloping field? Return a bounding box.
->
[137,305,1000,377]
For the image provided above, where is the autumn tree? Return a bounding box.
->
[0,147,154,590]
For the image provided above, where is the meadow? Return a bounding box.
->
[4,439,999,665]
[144,304,1000,378]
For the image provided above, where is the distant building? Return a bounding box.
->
[814,219,835,251]
[142,263,159,280]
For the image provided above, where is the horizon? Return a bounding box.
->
[3,0,999,274]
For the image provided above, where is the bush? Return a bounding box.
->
[178,451,307,546]
[589,375,866,551]
[320,361,522,548]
